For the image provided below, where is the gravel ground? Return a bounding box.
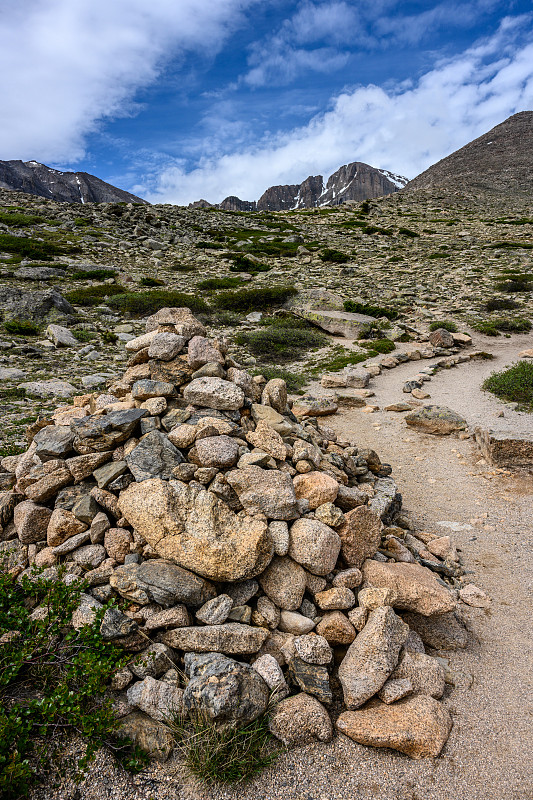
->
[31,334,533,800]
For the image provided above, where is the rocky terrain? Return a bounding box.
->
[191,161,407,211]
[0,160,148,204]
[0,117,532,796]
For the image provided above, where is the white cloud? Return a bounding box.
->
[0,0,256,163]
[145,17,533,204]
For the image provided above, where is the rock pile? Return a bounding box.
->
[0,307,469,762]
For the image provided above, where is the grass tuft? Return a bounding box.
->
[169,710,280,785]
[429,320,458,332]
[343,300,398,320]
[4,319,39,336]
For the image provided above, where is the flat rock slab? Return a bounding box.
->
[161,623,269,655]
[336,694,453,759]
[405,405,467,435]
[362,560,456,616]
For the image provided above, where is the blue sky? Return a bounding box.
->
[1,1,532,203]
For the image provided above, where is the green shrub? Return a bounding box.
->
[254,367,306,392]
[482,361,533,410]
[0,567,148,798]
[0,212,47,227]
[398,227,420,237]
[429,320,458,332]
[195,241,225,249]
[73,217,92,226]
[197,277,245,290]
[362,225,393,236]
[235,325,325,362]
[170,263,196,272]
[71,269,116,280]
[485,298,519,312]
[473,317,531,336]
[343,300,398,320]
[65,284,125,306]
[0,441,26,456]
[310,346,368,374]
[228,254,271,273]
[108,291,209,315]
[0,233,79,261]
[360,338,395,354]
[427,252,450,259]
[169,710,279,785]
[494,279,532,293]
[320,248,349,263]
[139,277,165,287]
[72,329,97,342]
[472,321,500,336]
[488,241,533,249]
[101,331,118,344]
[214,286,297,312]
[243,241,299,258]
[4,319,39,335]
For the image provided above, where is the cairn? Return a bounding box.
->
[0,307,469,761]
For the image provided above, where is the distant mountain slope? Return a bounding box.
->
[190,161,407,211]
[406,112,533,195]
[0,160,148,204]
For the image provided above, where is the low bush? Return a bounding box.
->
[310,346,368,375]
[488,241,533,250]
[472,317,531,336]
[235,324,325,362]
[0,233,79,261]
[483,361,533,410]
[108,291,209,315]
[494,279,532,293]
[228,254,271,273]
[195,241,225,249]
[320,248,349,263]
[214,286,297,312]
[0,212,47,227]
[429,320,458,332]
[0,567,147,798]
[71,269,116,280]
[72,329,97,342]
[101,331,118,345]
[169,710,279,785]
[254,367,306,392]
[360,338,395,354]
[243,241,299,258]
[169,263,196,272]
[398,227,420,237]
[485,298,519,312]
[4,318,39,335]
[343,300,398,320]
[198,277,245,290]
[65,284,125,306]
[139,277,165,287]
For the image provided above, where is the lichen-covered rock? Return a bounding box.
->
[161,623,269,654]
[119,711,173,761]
[127,676,184,722]
[405,406,467,435]
[118,478,273,582]
[14,500,52,544]
[183,652,269,723]
[125,430,184,481]
[183,377,244,410]
[110,559,216,607]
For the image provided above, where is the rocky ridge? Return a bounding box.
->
[0,160,148,205]
[191,161,408,211]
[1,306,481,764]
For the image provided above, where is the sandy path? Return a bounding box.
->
[199,335,533,800]
[51,336,533,800]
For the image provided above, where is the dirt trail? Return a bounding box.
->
[203,335,533,800]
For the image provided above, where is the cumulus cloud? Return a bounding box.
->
[145,17,533,204]
[0,0,256,163]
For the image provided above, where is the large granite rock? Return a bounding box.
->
[183,377,244,410]
[288,518,341,576]
[226,466,299,520]
[127,676,184,722]
[119,711,173,761]
[72,409,146,454]
[405,406,467,435]
[336,695,452,758]
[118,478,273,582]
[362,561,456,616]
[338,606,409,709]
[161,623,269,655]
[269,692,333,746]
[337,506,382,568]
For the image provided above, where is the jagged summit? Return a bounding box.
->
[0,159,148,204]
[190,161,408,212]
[406,111,533,196]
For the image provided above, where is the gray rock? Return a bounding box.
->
[100,607,138,641]
[259,556,306,610]
[110,559,216,607]
[187,336,225,371]
[33,426,74,461]
[161,623,269,655]
[405,406,467,435]
[226,466,299,520]
[288,656,332,704]
[125,431,184,481]
[401,611,468,650]
[183,652,269,723]
[378,677,413,704]
[338,606,409,709]
[127,677,184,722]
[93,460,128,488]
[294,634,333,665]
[279,610,316,634]
[269,692,333,746]
[0,286,74,322]
[19,379,77,398]
[131,643,175,678]
[46,324,78,347]
[194,435,240,469]
[195,594,233,625]
[119,710,173,760]
[72,409,146,454]
[183,377,244,411]
[391,651,446,699]
[147,333,186,361]
[131,379,175,400]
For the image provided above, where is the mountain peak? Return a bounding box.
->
[0,159,148,204]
